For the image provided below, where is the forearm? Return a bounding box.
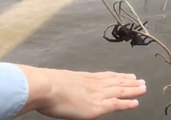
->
[16,64,52,116]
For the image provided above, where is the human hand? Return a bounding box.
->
[36,69,146,120]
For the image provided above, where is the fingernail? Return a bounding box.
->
[139,85,146,91]
[138,79,145,85]
[132,99,139,106]
[130,74,136,79]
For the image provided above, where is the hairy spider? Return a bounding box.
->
[102,0,171,63]
[103,21,154,47]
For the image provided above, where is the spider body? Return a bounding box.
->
[103,21,154,47]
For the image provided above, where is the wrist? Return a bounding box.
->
[16,65,53,115]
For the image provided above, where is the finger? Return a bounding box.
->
[81,71,136,80]
[103,85,146,99]
[103,78,145,87]
[115,73,136,80]
[101,98,139,114]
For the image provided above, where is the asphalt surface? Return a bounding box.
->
[1,0,171,120]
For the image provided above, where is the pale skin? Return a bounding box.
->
[16,64,146,120]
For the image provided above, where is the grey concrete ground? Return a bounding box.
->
[0,0,21,13]
[1,0,171,120]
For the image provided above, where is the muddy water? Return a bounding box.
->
[1,0,171,120]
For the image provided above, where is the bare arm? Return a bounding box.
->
[16,64,146,120]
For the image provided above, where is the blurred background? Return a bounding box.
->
[0,0,171,120]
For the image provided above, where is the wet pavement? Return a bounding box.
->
[1,0,171,120]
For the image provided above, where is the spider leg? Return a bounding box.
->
[122,23,131,28]
[140,36,155,45]
[103,24,116,40]
[130,35,154,47]
[134,21,148,31]
[145,39,155,45]
[103,24,123,42]
[104,24,116,35]
[113,24,120,35]
[103,36,123,42]
[129,23,134,30]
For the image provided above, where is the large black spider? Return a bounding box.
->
[103,21,155,47]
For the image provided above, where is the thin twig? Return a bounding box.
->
[163,0,168,12]
[113,1,139,24]
[113,1,123,23]
[121,0,171,64]
[163,85,171,94]
[102,0,171,64]
[165,103,171,115]
[122,0,149,34]
[102,0,122,25]
[133,30,171,64]
[121,8,139,24]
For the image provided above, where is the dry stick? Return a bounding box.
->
[102,0,122,25]
[102,0,171,64]
[122,0,148,33]
[103,0,138,26]
[136,31,171,64]
[163,85,171,94]
[118,1,123,22]
[163,0,168,12]
[165,102,171,115]
[113,1,121,21]
[122,0,171,64]
[113,1,139,24]
[162,0,168,18]
[120,8,139,24]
